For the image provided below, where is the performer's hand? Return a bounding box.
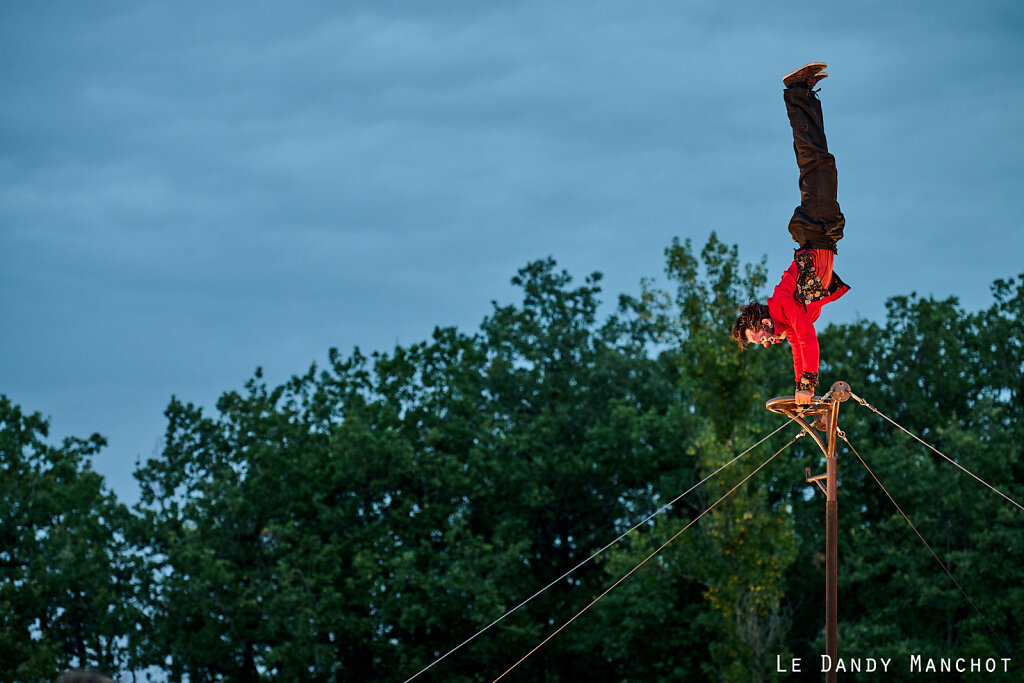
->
[795,389,814,406]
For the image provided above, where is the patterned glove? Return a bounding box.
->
[796,371,819,393]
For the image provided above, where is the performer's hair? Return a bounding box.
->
[730,302,771,349]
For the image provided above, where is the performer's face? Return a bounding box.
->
[746,319,783,348]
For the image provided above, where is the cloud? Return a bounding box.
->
[2,1,1023,501]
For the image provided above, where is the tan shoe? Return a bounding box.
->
[783,62,828,88]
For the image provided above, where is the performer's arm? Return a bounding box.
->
[780,298,820,395]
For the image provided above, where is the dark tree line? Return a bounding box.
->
[2,233,1021,682]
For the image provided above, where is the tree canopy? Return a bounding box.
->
[3,233,1021,682]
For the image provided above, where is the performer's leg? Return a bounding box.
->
[785,85,845,251]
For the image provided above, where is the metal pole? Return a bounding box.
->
[824,397,841,683]
[765,381,850,683]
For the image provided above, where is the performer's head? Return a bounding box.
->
[730,302,777,348]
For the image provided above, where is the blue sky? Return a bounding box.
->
[3,1,1023,503]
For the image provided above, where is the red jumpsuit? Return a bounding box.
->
[767,249,850,391]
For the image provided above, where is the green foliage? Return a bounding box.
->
[0,396,143,683]
[622,234,796,682]
[129,257,692,681]
[5,239,1022,682]
[798,276,1024,680]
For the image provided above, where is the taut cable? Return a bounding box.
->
[849,392,1024,512]
[402,418,800,682]
[841,433,1011,655]
[491,431,805,682]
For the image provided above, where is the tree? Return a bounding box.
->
[127,237,1022,681]
[783,275,1024,679]
[0,396,142,683]
[611,233,798,682]
[133,257,696,682]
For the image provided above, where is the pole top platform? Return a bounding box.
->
[765,396,833,419]
[765,381,852,419]
[765,382,851,457]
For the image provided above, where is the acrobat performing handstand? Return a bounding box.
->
[730,62,850,405]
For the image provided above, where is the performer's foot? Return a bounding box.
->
[783,62,828,88]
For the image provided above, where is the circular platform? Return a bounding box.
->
[765,395,834,418]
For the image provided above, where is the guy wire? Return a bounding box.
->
[402,417,802,682]
[849,392,1024,512]
[841,433,1012,656]
[491,430,805,682]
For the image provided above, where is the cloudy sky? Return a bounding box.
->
[3,1,1023,503]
